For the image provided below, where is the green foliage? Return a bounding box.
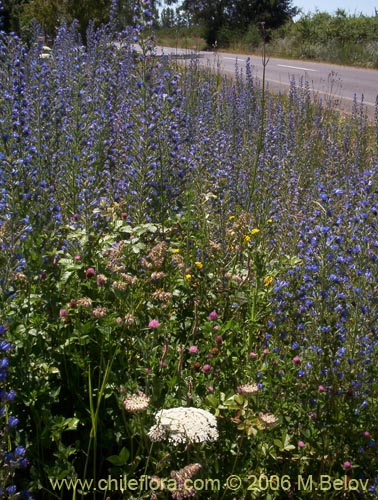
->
[3,198,296,497]
[1,17,378,500]
[166,0,297,47]
[270,11,378,67]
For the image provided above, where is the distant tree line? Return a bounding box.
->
[163,0,298,46]
[0,0,160,40]
[1,0,297,44]
[1,0,377,60]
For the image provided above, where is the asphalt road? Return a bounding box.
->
[156,46,378,118]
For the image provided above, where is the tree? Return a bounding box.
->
[3,0,162,39]
[166,0,298,46]
[1,0,24,32]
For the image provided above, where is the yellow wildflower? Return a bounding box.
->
[244,235,251,243]
[172,248,180,254]
[195,261,203,270]
[228,215,235,221]
[250,228,260,235]
[264,276,274,287]
[185,274,192,280]
[267,219,273,223]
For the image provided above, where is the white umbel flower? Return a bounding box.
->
[148,407,218,445]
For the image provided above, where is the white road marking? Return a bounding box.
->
[277,64,317,72]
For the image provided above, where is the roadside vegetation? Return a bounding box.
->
[157,9,378,68]
[1,1,378,499]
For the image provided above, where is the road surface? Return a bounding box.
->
[156,46,378,118]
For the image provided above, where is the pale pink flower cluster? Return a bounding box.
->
[124,391,150,413]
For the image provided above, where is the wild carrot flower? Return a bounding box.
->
[124,391,150,413]
[148,407,218,444]
[237,383,259,395]
[258,412,279,427]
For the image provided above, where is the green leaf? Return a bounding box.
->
[60,270,73,284]
[106,447,130,466]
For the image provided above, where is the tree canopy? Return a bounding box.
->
[0,0,160,40]
[166,0,298,46]
[1,0,297,45]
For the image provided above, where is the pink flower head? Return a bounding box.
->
[148,319,160,329]
[207,386,214,392]
[263,349,269,355]
[343,461,352,470]
[85,267,96,278]
[74,255,81,261]
[59,309,68,318]
[215,335,223,345]
[213,325,219,331]
[293,356,301,365]
[249,352,257,359]
[201,364,212,374]
[97,274,107,286]
[208,311,218,321]
[363,431,371,439]
[298,440,305,448]
[318,385,326,391]
[189,346,198,354]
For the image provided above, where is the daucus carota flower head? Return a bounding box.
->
[258,412,279,427]
[124,391,150,413]
[148,407,218,445]
[237,383,259,395]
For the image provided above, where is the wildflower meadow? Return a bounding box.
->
[0,2,378,499]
